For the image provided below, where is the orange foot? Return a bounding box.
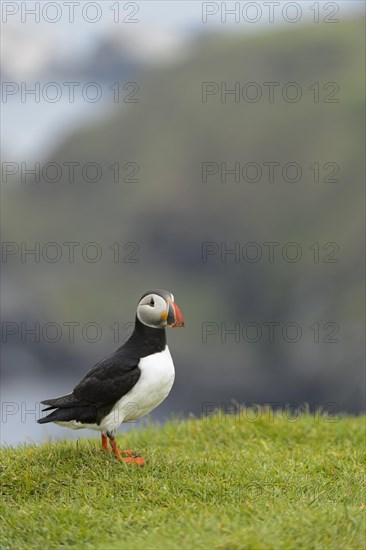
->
[120,455,145,466]
[115,450,145,466]
[105,435,145,466]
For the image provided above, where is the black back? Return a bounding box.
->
[38,317,167,426]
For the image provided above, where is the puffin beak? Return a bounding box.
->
[166,300,184,328]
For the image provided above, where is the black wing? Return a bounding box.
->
[38,349,141,424]
[72,352,141,407]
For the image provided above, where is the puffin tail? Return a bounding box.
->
[37,412,59,424]
[37,392,88,424]
[37,393,98,425]
[37,408,77,424]
[40,393,82,411]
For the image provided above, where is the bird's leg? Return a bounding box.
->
[109,436,122,459]
[101,433,110,452]
[108,434,145,466]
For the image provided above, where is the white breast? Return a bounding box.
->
[100,346,175,433]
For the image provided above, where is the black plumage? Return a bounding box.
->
[38,317,166,426]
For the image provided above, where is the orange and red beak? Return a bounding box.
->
[166,300,184,327]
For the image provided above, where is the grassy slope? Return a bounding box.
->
[1,413,365,550]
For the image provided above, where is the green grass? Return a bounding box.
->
[1,411,365,549]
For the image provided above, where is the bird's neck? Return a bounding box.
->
[125,316,167,356]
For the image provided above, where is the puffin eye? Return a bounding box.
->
[149,297,155,307]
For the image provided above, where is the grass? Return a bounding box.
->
[1,410,365,549]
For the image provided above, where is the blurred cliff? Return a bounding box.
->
[1,17,365,444]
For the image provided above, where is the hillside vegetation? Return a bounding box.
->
[3,18,365,415]
[1,412,365,549]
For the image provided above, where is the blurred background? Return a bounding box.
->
[1,1,365,445]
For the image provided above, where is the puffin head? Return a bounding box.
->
[136,289,184,329]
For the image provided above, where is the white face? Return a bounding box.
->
[137,293,170,329]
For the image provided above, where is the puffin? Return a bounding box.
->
[37,289,184,466]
